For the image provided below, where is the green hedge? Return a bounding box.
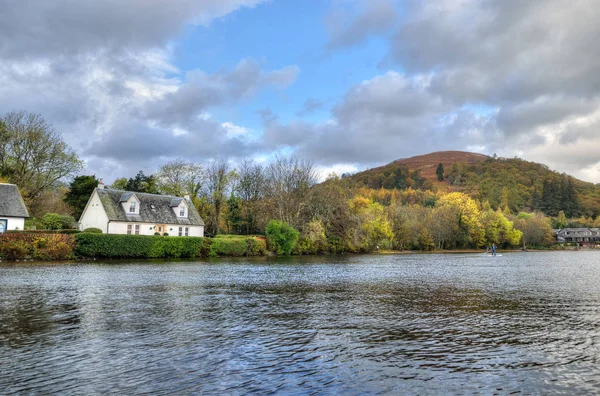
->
[209,236,267,257]
[74,234,209,259]
[7,229,80,235]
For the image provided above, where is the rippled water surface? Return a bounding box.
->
[3,252,600,394]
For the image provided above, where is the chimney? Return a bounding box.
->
[184,191,190,201]
[98,179,105,190]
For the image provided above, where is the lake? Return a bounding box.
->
[2,251,600,394]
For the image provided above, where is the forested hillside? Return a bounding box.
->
[343,152,600,219]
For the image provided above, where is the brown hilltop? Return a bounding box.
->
[391,151,490,180]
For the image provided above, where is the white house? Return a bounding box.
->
[79,181,204,237]
[0,183,29,233]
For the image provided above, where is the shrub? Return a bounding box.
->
[25,217,44,230]
[42,213,63,230]
[210,237,247,257]
[293,220,329,255]
[265,220,299,255]
[246,237,267,256]
[198,238,212,258]
[6,229,80,235]
[74,234,206,259]
[83,228,103,234]
[32,234,75,260]
[208,236,267,257]
[58,215,77,230]
[0,240,30,260]
[0,233,75,260]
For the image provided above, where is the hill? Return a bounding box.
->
[343,151,600,218]
[391,151,489,180]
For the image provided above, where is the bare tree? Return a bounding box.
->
[236,159,266,234]
[264,155,319,227]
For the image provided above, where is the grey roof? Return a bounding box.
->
[119,192,134,202]
[95,188,204,226]
[0,183,29,218]
[555,228,600,237]
[170,198,183,207]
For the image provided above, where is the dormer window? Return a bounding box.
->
[180,207,185,217]
[129,202,136,213]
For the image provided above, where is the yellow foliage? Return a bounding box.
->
[437,192,484,246]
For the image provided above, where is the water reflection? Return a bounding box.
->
[2,252,600,394]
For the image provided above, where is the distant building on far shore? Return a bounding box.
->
[554,228,600,244]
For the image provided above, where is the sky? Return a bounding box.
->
[1,0,600,183]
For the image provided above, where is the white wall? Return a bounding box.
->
[108,222,153,235]
[0,216,25,231]
[79,191,109,233]
[109,222,203,237]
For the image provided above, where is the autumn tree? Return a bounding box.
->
[0,111,83,212]
[480,207,522,247]
[435,192,484,247]
[512,212,554,248]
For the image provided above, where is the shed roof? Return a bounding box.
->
[95,188,204,226]
[0,183,29,218]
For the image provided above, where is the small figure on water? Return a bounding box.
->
[485,245,490,254]
[492,243,497,256]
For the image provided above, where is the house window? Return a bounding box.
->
[180,207,185,217]
[127,224,132,235]
[185,227,189,236]
[158,226,163,233]
[135,224,140,235]
[178,227,183,236]
[129,202,136,213]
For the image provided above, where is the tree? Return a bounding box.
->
[156,159,204,198]
[266,220,299,255]
[236,159,266,234]
[226,193,243,234]
[512,212,554,248]
[125,171,160,194]
[64,175,99,219]
[554,210,568,229]
[436,163,445,182]
[480,208,522,247]
[264,155,318,227]
[206,159,234,235]
[110,178,128,190]
[436,192,484,247]
[0,111,83,207]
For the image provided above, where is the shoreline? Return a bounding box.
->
[0,246,590,264]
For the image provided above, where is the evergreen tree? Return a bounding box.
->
[436,163,445,182]
[564,176,580,217]
[226,193,243,234]
[64,175,99,219]
[126,171,160,194]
